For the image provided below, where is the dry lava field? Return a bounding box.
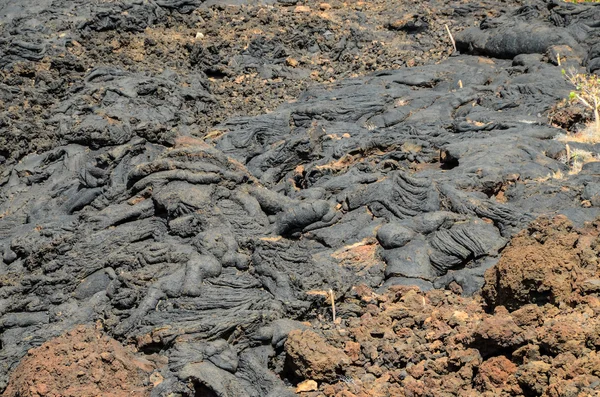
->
[1,0,600,396]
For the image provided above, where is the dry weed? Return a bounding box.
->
[563,68,600,136]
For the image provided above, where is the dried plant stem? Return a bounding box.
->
[576,93,600,133]
[564,69,600,134]
[594,97,600,133]
[445,24,457,52]
[329,288,336,323]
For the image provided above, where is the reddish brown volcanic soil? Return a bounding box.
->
[4,325,159,397]
[285,216,600,397]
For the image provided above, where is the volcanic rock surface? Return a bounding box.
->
[0,0,600,395]
[289,216,600,396]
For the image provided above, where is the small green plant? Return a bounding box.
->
[570,147,592,174]
[561,144,599,174]
[562,68,600,135]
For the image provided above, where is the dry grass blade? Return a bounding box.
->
[329,288,336,323]
[445,24,457,52]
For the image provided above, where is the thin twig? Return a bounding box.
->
[445,24,457,53]
[575,93,594,110]
[329,288,336,323]
[564,68,600,135]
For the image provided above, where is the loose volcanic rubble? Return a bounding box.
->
[4,325,158,397]
[0,0,514,164]
[0,0,600,396]
[288,216,600,397]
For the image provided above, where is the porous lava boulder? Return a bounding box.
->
[473,356,519,393]
[482,215,600,311]
[4,325,157,397]
[284,329,351,382]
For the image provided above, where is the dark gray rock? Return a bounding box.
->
[1,0,600,395]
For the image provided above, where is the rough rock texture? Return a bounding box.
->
[3,325,158,397]
[0,0,514,166]
[1,0,600,395]
[483,215,600,311]
[286,217,600,397]
[285,329,351,382]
